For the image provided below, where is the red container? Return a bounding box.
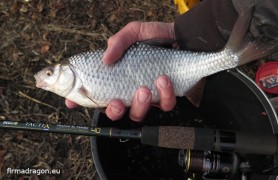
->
[256,62,278,94]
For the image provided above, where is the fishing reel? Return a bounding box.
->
[178,150,278,180]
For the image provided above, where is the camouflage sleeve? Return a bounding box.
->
[174,0,278,51]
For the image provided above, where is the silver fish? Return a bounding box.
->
[34,7,276,108]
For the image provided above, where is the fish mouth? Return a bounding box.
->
[34,74,46,88]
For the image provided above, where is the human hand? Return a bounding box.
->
[66,21,176,121]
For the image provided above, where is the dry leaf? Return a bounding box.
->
[37,1,43,13]
[32,13,38,20]
[21,33,31,40]
[11,2,18,14]
[52,1,65,10]
[108,14,116,23]
[50,9,57,18]
[147,11,153,17]
[40,45,50,54]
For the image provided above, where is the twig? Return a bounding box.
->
[18,91,57,110]
[42,24,101,37]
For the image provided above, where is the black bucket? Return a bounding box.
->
[90,69,278,180]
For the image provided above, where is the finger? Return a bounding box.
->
[65,99,79,109]
[130,87,152,122]
[105,99,126,121]
[156,75,176,111]
[137,22,175,40]
[102,22,140,65]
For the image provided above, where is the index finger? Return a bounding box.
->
[102,22,140,65]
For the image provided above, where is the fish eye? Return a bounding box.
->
[46,67,54,76]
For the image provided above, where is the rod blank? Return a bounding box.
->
[0,120,141,139]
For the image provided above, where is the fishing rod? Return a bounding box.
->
[0,120,277,155]
[0,120,141,139]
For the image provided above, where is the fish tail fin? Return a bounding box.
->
[226,4,278,66]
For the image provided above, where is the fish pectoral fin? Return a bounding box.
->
[78,86,101,108]
[185,78,206,107]
[140,38,179,49]
[78,86,88,97]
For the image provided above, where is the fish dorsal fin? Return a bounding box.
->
[140,38,178,49]
[185,78,206,107]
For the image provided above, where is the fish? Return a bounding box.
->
[34,6,277,108]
